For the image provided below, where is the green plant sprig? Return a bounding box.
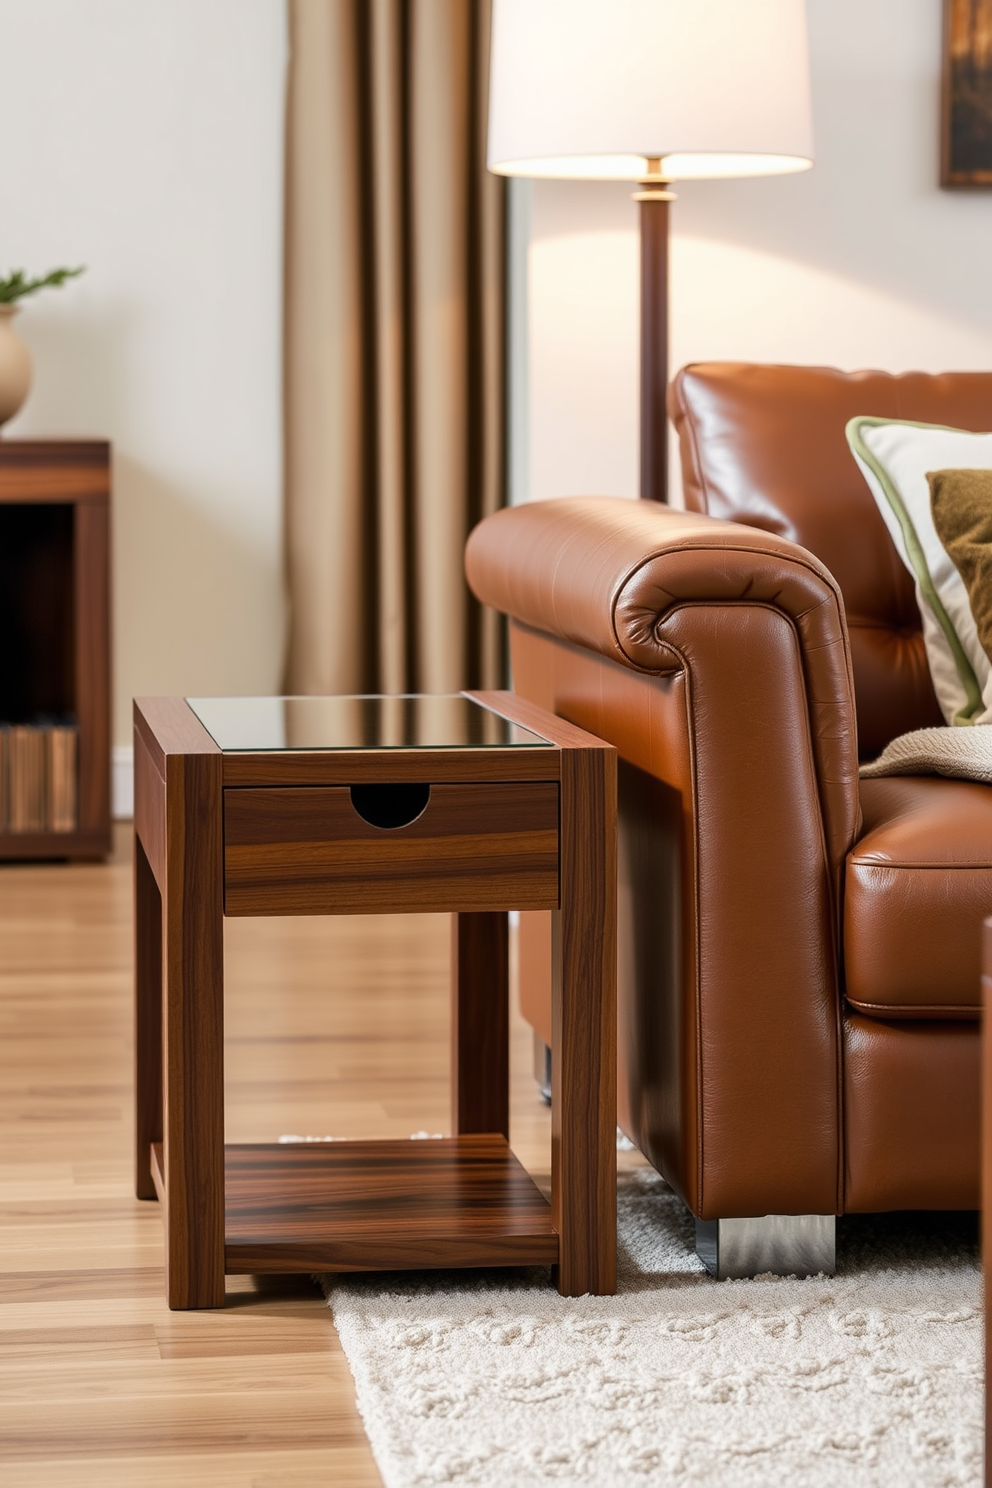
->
[0,266,85,305]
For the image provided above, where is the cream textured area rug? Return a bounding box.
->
[322,1170,982,1487]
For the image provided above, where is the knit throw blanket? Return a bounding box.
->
[860,725,992,784]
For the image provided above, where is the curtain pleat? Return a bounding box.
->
[284,0,505,697]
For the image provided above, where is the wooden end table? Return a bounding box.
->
[133,691,617,1308]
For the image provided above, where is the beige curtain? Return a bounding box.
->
[284,0,505,695]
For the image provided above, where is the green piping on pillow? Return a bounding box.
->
[845,415,984,724]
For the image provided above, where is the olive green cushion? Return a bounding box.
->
[928,468,992,668]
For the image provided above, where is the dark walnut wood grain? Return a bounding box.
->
[150,1140,166,1206]
[224,1138,558,1273]
[0,439,109,501]
[134,837,163,1200]
[472,691,619,1295]
[74,497,111,842]
[133,699,226,1310]
[452,912,509,1139]
[134,694,617,1306]
[0,828,110,859]
[221,747,560,788]
[135,696,222,776]
[162,736,224,1310]
[553,742,618,1297]
[0,440,111,859]
[223,782,560,916]
[466,690,607,752]
[133,724,165,890]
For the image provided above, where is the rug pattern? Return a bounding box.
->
[324,1169,982,1487]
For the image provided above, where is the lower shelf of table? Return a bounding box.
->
[151,1135,559,1274]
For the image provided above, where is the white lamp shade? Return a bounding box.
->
[488,0,814,181]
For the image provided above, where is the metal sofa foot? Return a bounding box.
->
[533,1034,551,1104]
[695,1214,836,1279]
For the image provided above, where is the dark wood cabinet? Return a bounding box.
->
[0,441,111,858]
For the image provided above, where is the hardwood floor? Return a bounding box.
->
[0,824,573,1485]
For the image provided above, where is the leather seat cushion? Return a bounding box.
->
[845,776,992,1018]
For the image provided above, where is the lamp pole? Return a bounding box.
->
[635,160,675,504]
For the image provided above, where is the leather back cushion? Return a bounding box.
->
[669,364,992,757]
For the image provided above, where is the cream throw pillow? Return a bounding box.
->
[846,417,992,726]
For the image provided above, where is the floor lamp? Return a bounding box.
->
[487,0,814,503]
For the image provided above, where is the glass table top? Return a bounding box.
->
[186,694,553,752]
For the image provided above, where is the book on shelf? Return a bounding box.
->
[1,719,79,834]
[8,726,46,833]
[48,725,78,833]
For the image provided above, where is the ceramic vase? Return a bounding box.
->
[0,305,32,428]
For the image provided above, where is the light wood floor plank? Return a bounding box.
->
[1,1448,372,1487]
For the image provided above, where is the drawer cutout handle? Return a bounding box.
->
[349,782,430,830]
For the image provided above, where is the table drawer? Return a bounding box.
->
[223,781,559,916]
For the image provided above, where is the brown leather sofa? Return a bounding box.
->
[465,363,992,1277]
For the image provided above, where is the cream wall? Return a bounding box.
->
[519,0,992,507]
[0,0,287,769]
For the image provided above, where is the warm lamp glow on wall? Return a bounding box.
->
[487,0,814,502]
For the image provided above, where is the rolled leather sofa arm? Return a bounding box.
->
[468,495,840,674]
[467,496,862,1219]
[466,495,860,857]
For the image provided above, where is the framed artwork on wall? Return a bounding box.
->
[942,0,992,185]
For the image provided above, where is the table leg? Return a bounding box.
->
[134,833,162,1200]
[451,912,509,1138]
[553,746,617,1297]
[162,751,225,1309]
